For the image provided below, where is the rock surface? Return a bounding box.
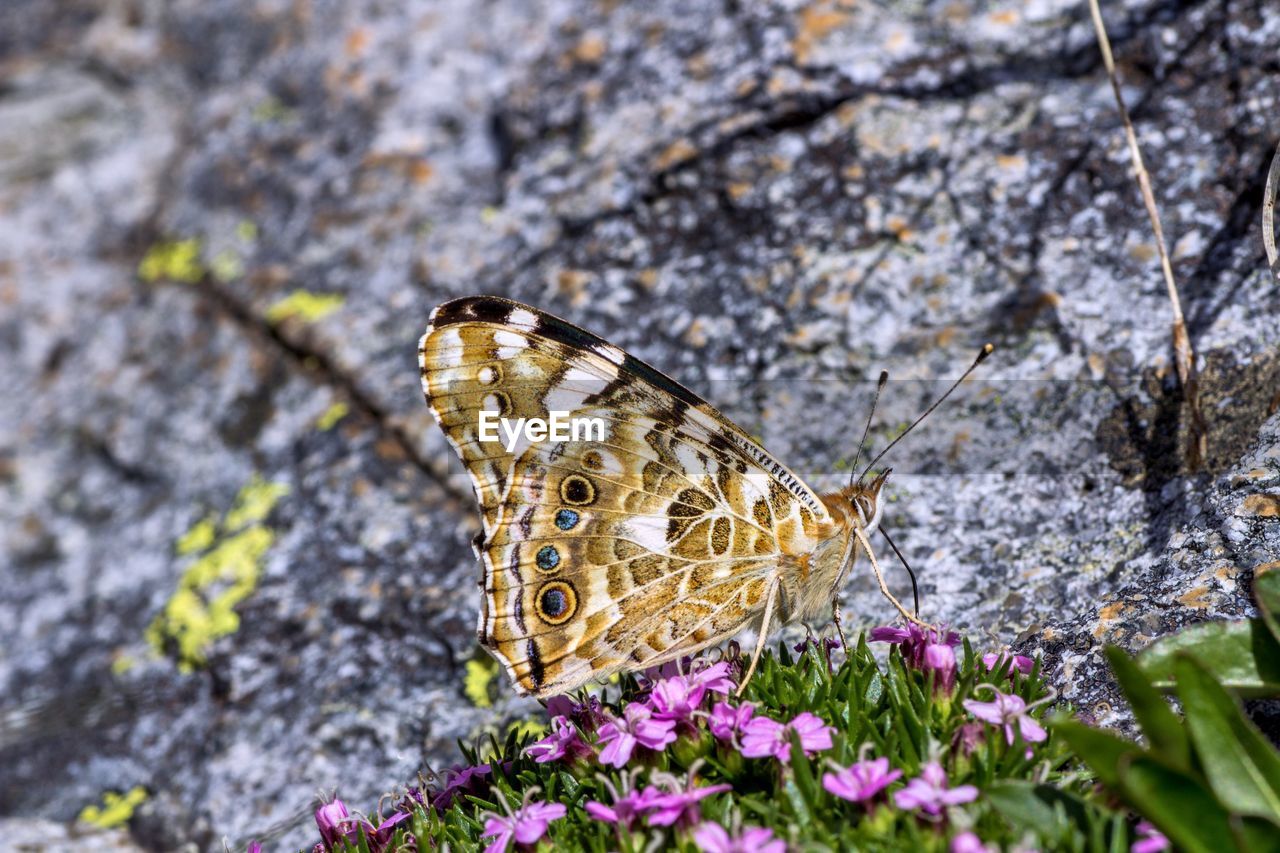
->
[2,0,1278,849]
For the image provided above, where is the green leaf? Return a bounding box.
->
[1052,719,1137,789]
[789,729,819,806]
[1173,654,1280,820]
[1104,646,1190,771]
[1255,563,1280,648]
[1230,814,1280,853]
[986,780,1091,832]
[1137,619,1280,697]
[1116,754,1237,853]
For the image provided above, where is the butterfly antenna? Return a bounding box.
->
[858,343,993,482]
[849,370,889,488]
[878,527,919,617]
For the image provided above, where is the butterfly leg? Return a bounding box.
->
[831,598,851,654]
[853,526,935,631]
[736,578,779,697]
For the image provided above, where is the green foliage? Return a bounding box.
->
[315,637,1133,852]
[1059,647,1280,853]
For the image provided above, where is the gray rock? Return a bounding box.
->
[1,0,1278,849]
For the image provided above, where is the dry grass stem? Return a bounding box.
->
[1087,0,1207,469]
[1266,139,1280,278]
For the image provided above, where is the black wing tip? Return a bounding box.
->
[428,295,521,331]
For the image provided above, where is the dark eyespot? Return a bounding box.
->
[536,581,577,625]
[555,509,580,530]
[535,545,560,571]
[560,474,596,506]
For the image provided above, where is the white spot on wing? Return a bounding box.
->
[593,344,626,366]
[508,308,538,329]
[545,367,610,413]
[494,330,527,360]
[624,514,670,551]
[675,443,704,478]
[434,328,465,367]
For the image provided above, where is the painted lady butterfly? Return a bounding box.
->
[419,296,941,697]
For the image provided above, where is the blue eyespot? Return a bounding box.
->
[541,588,567,617]
[555,509,580,530]
[536,545,560,571]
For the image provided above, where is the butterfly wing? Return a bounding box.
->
[420,296,837,696]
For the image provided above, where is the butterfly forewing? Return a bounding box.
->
[419,296,837,696]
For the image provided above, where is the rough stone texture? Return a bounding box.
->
[2,0,1278,849]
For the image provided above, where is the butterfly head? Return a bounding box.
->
[843,469,890,536]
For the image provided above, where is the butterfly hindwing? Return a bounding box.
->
[420,296,837,696]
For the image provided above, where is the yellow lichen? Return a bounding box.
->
[175,517,216,556]
[148,476,288,671]
[265,290,345,324]
[210,250,244,283]
[110,653,136,676]
[464,657,499,708]
[78,787,148,829]
[316,401,350,431]
[224,474,290,532]
[138,239,204,284]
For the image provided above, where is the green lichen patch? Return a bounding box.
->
[147,475,289,671]
[138,238,204,284]
[316,401,350,431]
[78,786,148,829]
[266,290,345,324]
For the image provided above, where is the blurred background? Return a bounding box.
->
[2,0,1278,849]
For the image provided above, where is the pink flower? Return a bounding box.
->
[872,623,961,692]
[315,799,355,850]
[951,831,997,853]
[433,762,499,809]
[1132,821,1170,853]
[646,782,732,827]
[596,703,677,767]
[963,690,1047,745]
[822,756,902,803]
[924,643,958,693]
[952,722,987,756]
[649,674,707,726]
[481,801,566,853]
[584,785,663,830]
[367,812,410,849]
[689,660,737,695]
[870,623,959,670]
[982,652,1035,676]
[740,711,833,762]
[893,762,978,815]
[525,716,592,764]
[693,822,786,853]
[708,701,755,741]
[314,799,408,853]
[545,695,604,732]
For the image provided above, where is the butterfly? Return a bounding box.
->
[418,295,950,698]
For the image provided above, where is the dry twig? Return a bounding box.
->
[1086,0,1207,469]
[1266,139,1280,279]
